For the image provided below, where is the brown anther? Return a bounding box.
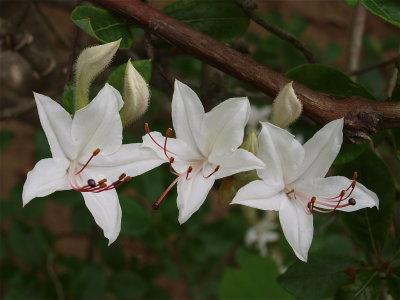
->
[93,148,101,156]
[214,165,220,172]
[99,183,107,188]
[166,128,173,136]
[351,181,356,188]
[353,172,358,180]
[119,173,127,180]
[311,196,316,204]
[187,166,193,173]
[340,190,346,197]
[152,202,160,210]
[145,123,150,132]
[98,179,107,185]
[286,189,295,196]
[124,176,132,182]
[169,157,175,164]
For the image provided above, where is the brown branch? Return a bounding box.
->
[91,0,400,143]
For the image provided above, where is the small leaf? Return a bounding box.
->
[120,195,150,237]
[61,82,76,114]
[163,0,249,42]
[286,64,375,99]
[344,0,358,6]
[70,203,95,233]
[360,0,400,28]
[278,255,358,299]
[0,130,15,151]
[70,265,107,300]
[98,239,125,270]
[71,6,133,49]
[335,150,395,253]
[333,142,368,165]
[107,59,152,95]
[110,271,148,300]
[220,255,291,299]
[335,270,381,300]
[387,268,400,300]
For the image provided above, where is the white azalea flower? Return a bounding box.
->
[232,119,379,261]
[23,84,162,244]
[142,80,265,224]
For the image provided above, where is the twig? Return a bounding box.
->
[236,0,316,64]
[0,100,36,120]
[46,252,65,300]
[32,0,70,48]
[91,0,400,143]
[349,55,400,76]
[348,3,367,80]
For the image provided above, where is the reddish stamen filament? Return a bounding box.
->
[203,165,220,178]
[75,148,101,175]
[303,172,358,214]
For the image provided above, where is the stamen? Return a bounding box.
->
[87,179,96,188]
[286,189,295,196]
[152,176,180,210]
[186,166,193,180]
[145,123,176,158]
[163,128,173,159]
[203,165,220,179]
[75,148,101,175]
[348,198,356,205]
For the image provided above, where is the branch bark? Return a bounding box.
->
[91,0,400,143]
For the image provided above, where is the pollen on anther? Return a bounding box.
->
[119,173,126,180]
[169,157,175,164]
[98,179,107,185]
[93,148,101,156]
[166,128,173,136]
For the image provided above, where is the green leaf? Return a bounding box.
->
[344,0,358,6]
[335,270,381,300]
[107,59,152,94]
[110,271,148,300]
[389,128,400,160]
[62,82,76,114]
[360,0,400,28]
[70,203,95,233]
[387,268,400,300]
[0,130,15,151]
[71,6,133,49]
[278,255,357,299]
[286,64,375,99]
[70,265,107,300]
[98,239,125,270]
[163,0,249,42]
[120,195,150,237]
[335,150,395,253]
[333,142,368,165]
[7,222,48,266]
[4,275,47,300]
[220,255,291,299]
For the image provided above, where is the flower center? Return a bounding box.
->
[145,123,220,210]
[285,172,358,215]
[69,148,131,193]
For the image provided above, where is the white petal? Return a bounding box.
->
[72,84,123,160]
[82,189,121,245]
[257,122,304,185]
[295,176,379,212]
[203,97,250,156]
[22,158,70,206]
[177,169,215,224]
[209,149,265,179]
[231,180,285,210]
[87,143,165,180]
[34,93,76,160]
[279,197,314,262]
[172,80,205,155]
[289,119,343,183]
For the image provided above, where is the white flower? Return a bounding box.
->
[232,119,379,261]
[23,84,162,244]
[142,80,265,224]
[245,212,279,257]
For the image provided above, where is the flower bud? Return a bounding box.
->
[119,59,150,126]
[270,82,302,128]
[241,129,258,155]
[74,39,121,110]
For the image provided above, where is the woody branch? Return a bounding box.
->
[91,0,400,143]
